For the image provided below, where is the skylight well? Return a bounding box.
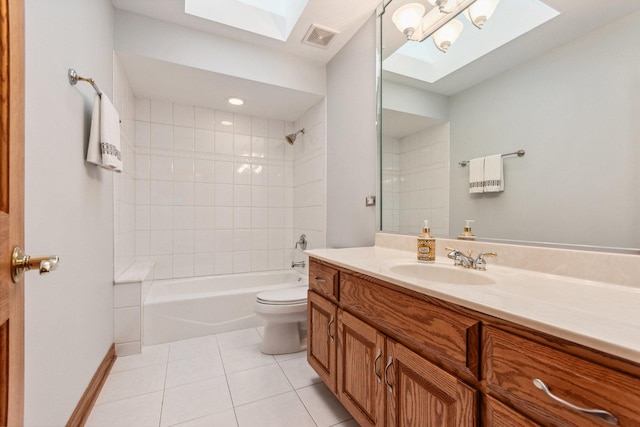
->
[384,0,559,83]
[185,0,310,41]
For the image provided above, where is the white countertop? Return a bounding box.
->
[306,246,640,363]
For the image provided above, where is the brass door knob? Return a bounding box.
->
[11,246,60,283]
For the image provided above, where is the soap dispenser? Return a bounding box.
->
[458,220,476,240]
[417,220,436,262]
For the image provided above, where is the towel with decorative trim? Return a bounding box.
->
[483,154,504,192]
[87,93,122,172]
[468,157,484,193]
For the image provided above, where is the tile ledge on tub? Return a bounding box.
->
[114,261,155,285]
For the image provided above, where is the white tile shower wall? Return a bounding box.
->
[397,123,450,236]
[293,100,326,272]
[381,135,400,232]
[135,99,296,279]
[113,55,137,277]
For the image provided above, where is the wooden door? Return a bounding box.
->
[386,339,476,427]
[307,291,337,392]
[337,309,385,427]
[0,0,25,424]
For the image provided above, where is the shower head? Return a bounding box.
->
[285,128,305,145]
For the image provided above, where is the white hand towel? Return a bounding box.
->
[483,154,504,192]
[86,93,122,172]
[468,157,484,193]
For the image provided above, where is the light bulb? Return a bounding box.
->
[392,3,426,38]
[464,0,500,29]
[432,18,464,52]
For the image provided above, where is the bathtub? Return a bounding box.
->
[143,270,306,345]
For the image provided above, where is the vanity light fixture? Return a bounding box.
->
[464,0,500,28]
[426,0,458,13]
[227,97,245,106]
[432,18,464,52]
[392,0,501,52]
[391,3,426,38]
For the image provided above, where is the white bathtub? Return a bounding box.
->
[143,270,306,345]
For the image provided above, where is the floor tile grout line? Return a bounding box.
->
[100,328,349,427]
[91,389,165,408]
[158,351,170,427]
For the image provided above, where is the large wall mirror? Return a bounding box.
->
[378,0,640,253]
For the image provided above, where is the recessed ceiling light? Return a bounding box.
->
[227,97,245,106]
[221,120,233,126]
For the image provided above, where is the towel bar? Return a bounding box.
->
[68,68,102,96]
[459,149,525,167]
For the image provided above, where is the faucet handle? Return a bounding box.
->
[475,252,497,270]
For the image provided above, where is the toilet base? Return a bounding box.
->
[260,322,306,355]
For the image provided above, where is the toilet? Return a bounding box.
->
[255,285,308,355]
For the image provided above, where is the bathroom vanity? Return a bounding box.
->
[306,243,640,426]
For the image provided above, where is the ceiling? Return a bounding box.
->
[381,0,640,138]
[111,0,381,64]
[382,0,640,96]
[112,0,640,124]
[112,0,381,120]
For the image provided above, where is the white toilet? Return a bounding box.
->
[255,285,308,355]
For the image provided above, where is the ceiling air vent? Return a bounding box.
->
[302,24,339,49]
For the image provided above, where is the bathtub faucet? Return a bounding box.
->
[291,260,306,268]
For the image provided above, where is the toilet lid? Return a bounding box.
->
[257,286,307,305]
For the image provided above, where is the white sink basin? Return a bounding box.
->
[387,262,496,286]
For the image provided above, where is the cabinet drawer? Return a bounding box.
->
[340,273,480,379]
[309,260,339,301]
[483,326,640,426]
[484,396,541,427]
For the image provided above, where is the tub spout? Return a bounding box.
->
[291,261,306,268]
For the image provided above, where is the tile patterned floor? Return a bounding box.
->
[87,327,358,427]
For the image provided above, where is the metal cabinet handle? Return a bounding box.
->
[373,349,382,383]
[533,379,619,425]
[384,356,393,393]
[314,277,326,283]
[327,315,335,342]
[11,246,60,283]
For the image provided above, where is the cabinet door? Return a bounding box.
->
[307,291,337,392]
[338,309,386,427]
[386,339,477,427]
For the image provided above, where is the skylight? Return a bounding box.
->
[383,0,559,83]
[185,0,310,41]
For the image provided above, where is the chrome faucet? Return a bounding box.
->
[446,247,475,268]
[474,252,498,270]
[445,247,497,270]
[291,260,306,268]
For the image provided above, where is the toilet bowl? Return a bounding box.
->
[255,285,308,355]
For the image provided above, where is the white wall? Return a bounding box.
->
[293,99,327,268]
[383,124,450,236]
[382,80,449,121]
[114,55,137,277]
[449,11,640,248]
[24,0,115,425]
[326,15,377,248]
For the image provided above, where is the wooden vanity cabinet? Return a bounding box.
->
[483,326,640,426]
[337,309,386,427]
[308,259,479,426]
[483,396,542,427]
[307,290,337,392]
[386,338,477,427]
[307,258,640,427]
